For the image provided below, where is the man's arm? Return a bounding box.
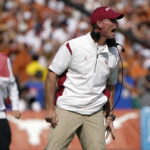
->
[8,82,21,119]
[105,85,115,115]
[104,85,115,140]
[45,70,58,128]
[7,57,21,119]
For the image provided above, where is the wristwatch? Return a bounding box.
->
[107,114,115,121]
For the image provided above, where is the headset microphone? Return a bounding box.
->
[115,43,125,52]
[106,38,125,52]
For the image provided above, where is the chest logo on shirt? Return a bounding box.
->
[105,60,108,65]
[84,56,88,61]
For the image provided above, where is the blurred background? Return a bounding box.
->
[0,0,150,150]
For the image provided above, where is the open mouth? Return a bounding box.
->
[111,29,116,33]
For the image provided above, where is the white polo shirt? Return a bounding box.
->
[49,33,119,115]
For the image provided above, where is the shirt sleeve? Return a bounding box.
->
[107,47,119,85]
[107,64,118,85]
[49,42,72,75]
[7,58,19,110]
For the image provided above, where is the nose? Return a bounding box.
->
[113,23,117,29]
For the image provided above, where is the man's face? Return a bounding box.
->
[100,19,118,39]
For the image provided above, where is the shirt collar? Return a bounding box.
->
[97,44,109,54]
[87,32,97,48]
[86,32,109,54]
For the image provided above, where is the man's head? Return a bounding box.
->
[90,7,123,41]
[90,7,123,25]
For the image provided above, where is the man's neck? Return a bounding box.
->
[90,30,107,46]
[98,37,107,46]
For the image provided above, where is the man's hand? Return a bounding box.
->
[45,109,58,128]
[13,110,21,119]
[105,117,115,140]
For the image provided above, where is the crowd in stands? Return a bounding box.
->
[0,0,150,111]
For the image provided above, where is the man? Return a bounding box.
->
[45,6,123,150]
[0,53,21,150]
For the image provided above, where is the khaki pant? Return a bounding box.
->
[45,108,105,150]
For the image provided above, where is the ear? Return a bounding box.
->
[96,20,103,29]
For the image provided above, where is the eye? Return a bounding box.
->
[110,19,118,24]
